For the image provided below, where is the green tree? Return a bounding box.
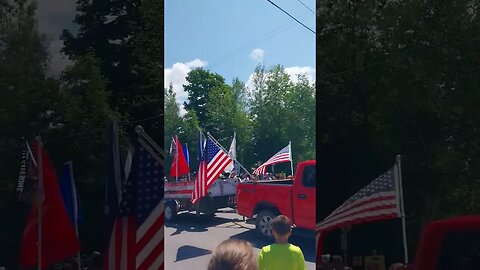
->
[56,52,112,162]
[52,52,113,251]
[231,77,248,111]
[179,109,200,169]
[250,65,292,165]
[183,68,225,127]
[317,0,480,259]
[205,84,236,147]
[164,84,183,156]
[0,0,60,265]
[285,74,315,162]
[0,0,52,189]
[127,0,163,140]
[61,0,139,111]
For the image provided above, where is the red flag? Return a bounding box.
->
[20,140,80,269]
[170,136,190,177]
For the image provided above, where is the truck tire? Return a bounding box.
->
[256,210,277,241]
[165,202,177,222]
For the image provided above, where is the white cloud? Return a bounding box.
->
[164,59,208,116]
[284,66,316,84]
[245,66,316,92]
[249,48,265,62]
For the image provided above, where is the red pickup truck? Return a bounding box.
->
[236,160,316,239]
[413,215,480,270]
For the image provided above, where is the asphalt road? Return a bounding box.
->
[165,209,316,269]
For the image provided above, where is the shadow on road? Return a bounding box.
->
[175,245,212,262]
[229,229,316,263]
[166,212,235,236]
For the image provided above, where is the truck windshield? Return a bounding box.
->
[437,230,480,270]
[302,165,315,187]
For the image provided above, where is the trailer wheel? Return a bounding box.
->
[256,210,276,241]
[203,212,216,220]
[198,196,215,216]
[165,202,177,222]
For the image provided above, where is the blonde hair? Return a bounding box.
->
[208,239,258,270]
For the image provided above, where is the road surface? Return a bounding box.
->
[165,209,316,269]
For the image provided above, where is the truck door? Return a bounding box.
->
[436,230,480,270]
[292,163,316,230]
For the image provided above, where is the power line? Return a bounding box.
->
[265,0,315,34]
[296,0,315,15]
[208,12,310,69]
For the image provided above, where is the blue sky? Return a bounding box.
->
[165,0,316,113]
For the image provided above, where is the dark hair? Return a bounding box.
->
[270,215,292,236]
[208,239,258,270]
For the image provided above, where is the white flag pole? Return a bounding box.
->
[396,154,409,264]
[67,161,81,270]
[36,136,43,270]
[289,141,294,176]
[228,132,237,174]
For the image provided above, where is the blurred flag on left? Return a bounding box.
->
[19,140,80,269]
[16,139,37,203]
[103,130,164,270]
[59,161,82,227]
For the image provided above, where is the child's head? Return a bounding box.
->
[208,239,258,270]
[270,215,292,241]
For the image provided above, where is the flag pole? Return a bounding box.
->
[112,119,122,203]
[289,141,294,176]
[26,140,37,167]
[135,126,163,165]
[36,136,43,270]
[176,136,179,182]
[396,155,409,264]
[206,132,252,177]
[68,161,81,270]
[186,143,190,181]
[228,132,237,175]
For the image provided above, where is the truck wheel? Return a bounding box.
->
[256,210,276,241]
[165,202,177,222]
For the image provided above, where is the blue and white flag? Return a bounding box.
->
[183,143,190,167]
[59,161,82,227]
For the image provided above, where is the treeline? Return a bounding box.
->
[0,0,162,267]
[165,65,316,174]
[317,0,480,257]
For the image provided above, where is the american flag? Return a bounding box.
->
[253,144,291,175]
[192,134,232,204]
[104,138,164,270]
[316,166,400,234]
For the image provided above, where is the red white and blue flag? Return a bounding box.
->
[104,131,164,270]
[316,165,401,257]
[192,134,232,204]
[253,144,292,175]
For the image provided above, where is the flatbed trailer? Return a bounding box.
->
[164,178,238,221]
